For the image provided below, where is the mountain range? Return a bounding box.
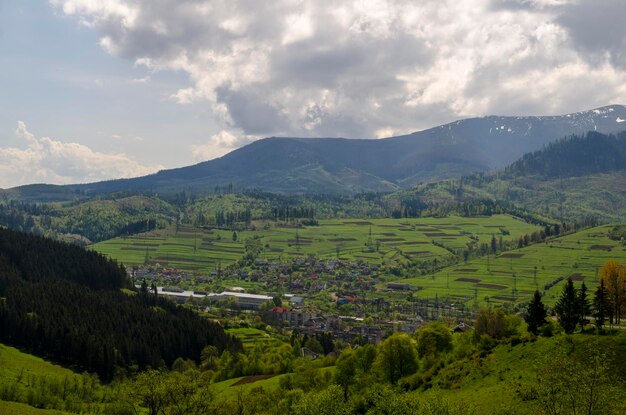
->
[5,105,626,196]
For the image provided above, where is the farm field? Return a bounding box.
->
[397,225,626,307]
[92,214,540,274]
[225,327,284,349]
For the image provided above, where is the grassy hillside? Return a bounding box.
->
[428,332,626,414]
[92,214,540,272]
[0,401,71,415]
[0,344,101,414]
[397,225,626,307]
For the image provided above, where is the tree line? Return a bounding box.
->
[524,259,626,335]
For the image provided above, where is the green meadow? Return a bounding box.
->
[0,344,101,414]
[92,214,540,273]
[225,327,284,350]
[397,225,626,306]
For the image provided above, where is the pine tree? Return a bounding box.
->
[592,279,610,330]
[524,290,547,335]
[554,278,579,334]
[577,281,591,329]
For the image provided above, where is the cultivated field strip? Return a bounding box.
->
[92,215,539,274]
[398,225,626,306]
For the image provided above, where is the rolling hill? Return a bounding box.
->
[390,131,626,222]
[4,105,625,197]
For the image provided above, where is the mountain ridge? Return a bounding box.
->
[4,104,626,196]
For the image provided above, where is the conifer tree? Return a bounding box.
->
[524,290,547,335]
[593,279,610,329]
[577,281,591,329]
[554,278,579,334]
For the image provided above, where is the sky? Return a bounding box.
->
[1,0,626,188]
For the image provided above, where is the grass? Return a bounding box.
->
[92,214,540,274]
[0,344,96,415]
[427,331,626,414]
[397,225,626,306]
[0,401,71,415]
[225,328,283,349]
[212,374,287,399]
[0,344,78,383]
[211,366,335,400]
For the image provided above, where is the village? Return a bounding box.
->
[129,255,474,346]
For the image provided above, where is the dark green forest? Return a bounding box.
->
[0,228,240,381]
[505,131,626,178]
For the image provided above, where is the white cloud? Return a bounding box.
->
[191,130,254,161]
[130,76,151,84]
[50,0,626,146]
[0,121,163,188]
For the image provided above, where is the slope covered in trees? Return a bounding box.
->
[0,228,240,381]
[0,194,177,244]
[505,131,626,178]
[391,132,626,223]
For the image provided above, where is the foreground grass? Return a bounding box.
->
[428,331,626,414]
[0,401,71,415]
[0,344,103,414]
[0,344,79,384]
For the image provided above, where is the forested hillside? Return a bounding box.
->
[0,194,177,244]
[505,131,626,178]
[0,228,240,381]
[391,131,626,223]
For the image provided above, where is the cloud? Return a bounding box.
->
[556,0,626,69]
[50,0,626,146]
[192,130,255,161]
[0,121,163,188]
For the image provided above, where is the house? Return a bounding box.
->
[451,322,473,333]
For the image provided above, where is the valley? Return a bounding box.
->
[1,115,626,415]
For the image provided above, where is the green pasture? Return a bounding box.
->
[0,401,71,415]
[0,344,79,384]
[0,344,98,415]
[92,215,540,274]
[397,225,626,306]
[226,328,283,349]
[212,374,285,399]
[211,366,335,400]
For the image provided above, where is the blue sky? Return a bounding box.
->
[1,0,626,188]
[0,0,218,187]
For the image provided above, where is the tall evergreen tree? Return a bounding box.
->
[554,278,579,334]
[524,290,547,335]
[593,279,610,330]
[577,282,591,329]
